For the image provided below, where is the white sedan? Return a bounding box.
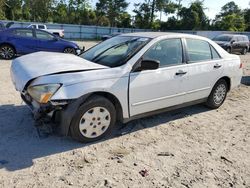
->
[11,32,243,142]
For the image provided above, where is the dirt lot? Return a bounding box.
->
[0,41,250,188]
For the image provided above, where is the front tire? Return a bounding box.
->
[63,47,76,55]
[0,44,15,59]
[70,96,116,143]
[206,79,228,109]
[226,47,231,53]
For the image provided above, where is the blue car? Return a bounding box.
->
[0,28,82,59]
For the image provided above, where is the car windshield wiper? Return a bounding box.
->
[91,38,139,63]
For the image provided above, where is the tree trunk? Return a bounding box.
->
[150,0,155,25]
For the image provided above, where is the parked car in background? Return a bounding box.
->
[213,34,249,55]
[11,32,242,142]
[27,24,64,38]
[0,28,82,59]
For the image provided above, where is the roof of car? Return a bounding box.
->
[218,34,248,37]
[120,32,204,39]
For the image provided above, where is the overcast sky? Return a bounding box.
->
[89,0,250,20]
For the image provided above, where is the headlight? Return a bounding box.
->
[27,84,61,104]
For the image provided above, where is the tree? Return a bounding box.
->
[4,0,22,20]
[22,0,55,22]
[117,12,131,28]
[133,2,151,29]
[96,0,128,27]
[244,8,250,31]
[133,0,177,29]
[0,0,6,19]
[178,0,209,30]
[53,0,68,23]
[213,1,245,31]
[217,1,241,18]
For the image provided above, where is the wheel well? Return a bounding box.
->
[218,76,231,91]
[86,92,124,122]
[0,43,16,53]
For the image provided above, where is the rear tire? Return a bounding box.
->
[241,47,247,55]
[0,44,15,59]
[206,79,228,109]
[63,47,76,55]
[70,95,116,143]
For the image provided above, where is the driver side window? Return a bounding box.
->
[143,38,183,67]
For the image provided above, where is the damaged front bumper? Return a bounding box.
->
[21,92,90,136]
[21,92,70,135]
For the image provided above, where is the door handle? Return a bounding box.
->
[214,64,222,69]
[175,70,187,75]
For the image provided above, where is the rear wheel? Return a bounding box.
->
[70,96,116,143]
[63,47,76,55]
[0,44,15,59]
[226,47,231,53]
[241,47,247,55]
[206,79,228,109]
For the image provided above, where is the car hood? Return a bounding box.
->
[11,52,108,91]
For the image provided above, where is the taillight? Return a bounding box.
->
[239,62,243,69]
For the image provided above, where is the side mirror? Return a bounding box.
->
[133,59,160,72]
[52,37,59,41]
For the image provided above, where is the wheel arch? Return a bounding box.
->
[58,91,124,136]
[0,42,16,53]
[217,76,231,91]
[85,91,124,123]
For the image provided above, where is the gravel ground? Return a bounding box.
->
[0,41,250,188]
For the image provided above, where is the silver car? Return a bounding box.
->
[11,32,243,142]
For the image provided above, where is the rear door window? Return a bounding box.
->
[35,30,54,40]
[186,38,212,63]
[13,29,34,38]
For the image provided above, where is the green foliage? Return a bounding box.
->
[0,0,5,19]
[214,13,245,31]
[244,8,250,31]
[213,1,246,31]
[0,0,249,31]
[96,0,129,27]
[178,0,209,30]
[133,2,151,29]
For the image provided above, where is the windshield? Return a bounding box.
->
[213,35,232,42]
[81,36,150,67]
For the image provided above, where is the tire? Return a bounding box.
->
[206,79,228,109]
[70,95,116,143]
[241,47,247,55]
[63,47,76,55]
[0,44,15,59]
[226,47,231,53]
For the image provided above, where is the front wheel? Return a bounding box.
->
[70,96,116,143]
[63,47,76,55]
[0,44,15,59]
[206,79,228,109]
[226,47,231,53]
